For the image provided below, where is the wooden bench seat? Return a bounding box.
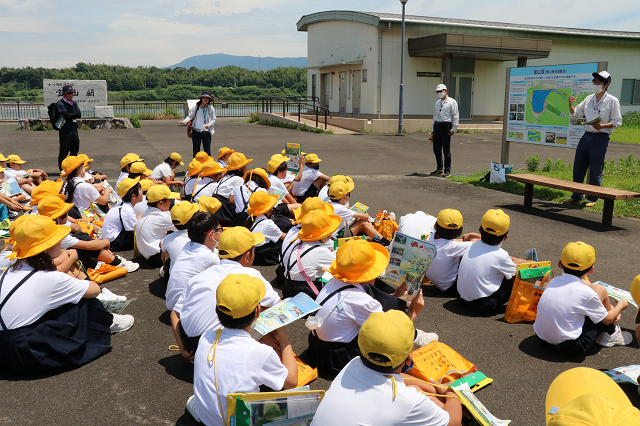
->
[505,174,640,227]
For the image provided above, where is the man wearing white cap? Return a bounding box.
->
[430,84,459,178]
[565,71,622,207]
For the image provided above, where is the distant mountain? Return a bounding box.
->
[166,54,307,70]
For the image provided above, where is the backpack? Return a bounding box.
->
[373,209,398,241]
[48,102,62,130]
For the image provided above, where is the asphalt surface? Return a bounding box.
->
[1,119,640,425]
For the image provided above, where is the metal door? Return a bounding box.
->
[450,75,473,120]
[339,71,347,117]
[320,73,330,109]
[352,70,361,118]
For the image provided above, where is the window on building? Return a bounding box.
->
[362,69,367,82]
[621,79,640,105]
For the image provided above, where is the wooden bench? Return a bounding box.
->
[505,174,640,227]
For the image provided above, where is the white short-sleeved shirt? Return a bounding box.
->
[285,241,336,281]
[135,207,177,259]
[213,174,244,199]
[318,185,330,202]
[184,176,199,198]
[160,230,190,271]
[534,274,608,344]
[60,233,80,250]
[133,196,147,217]
[292,166,322,196]
[150,162,172,180]
[268,174,287,192]
[311,357,450,426]
[115,171,129,189]
[425,233,473,291]
[3,168,21,179]
[102,202,137,242]
[0,266,89,329]
[398,211,437,241]
[165,241,219,311]
[70,177,100,212]
[177,259,280,336]
[330,201,356,235]
[192,177,218,202]
[457,240,517,301]
[0,246,14,270]
[194,328,289,426]
[233,182,267,213]
[249,216,282,245]
[217,159,227,168]
[314,279,383,342]
[570,92,622,134]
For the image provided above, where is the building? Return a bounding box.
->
[296,11,640,121]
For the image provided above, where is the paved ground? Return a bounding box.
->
[1,119,640,425]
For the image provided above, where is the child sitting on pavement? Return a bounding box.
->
[116,153,143,189]
[134,185,179,267]
[184,159,202,202]
[292,154,330,203]
[266,154,302,204]
[4,155,47,195]
[456,209,526,315]
[232,168,270,226]
[245,192,286,266]
[102,177,144,252]
[150,152,185,188]
[216,147,234,168]
[191,160,226,203]
[534,241,631,356]
[134,179,154,218]
[318,174,352,203]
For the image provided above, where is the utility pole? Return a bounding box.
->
[397,0,408,135]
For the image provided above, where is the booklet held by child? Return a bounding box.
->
[284,143,302,173]
[0,178,22,197]
[604,365,640,385]
[452,383,511,426]
[383,232,437,299]
[268,187,288,204]
[251,293,321,340]
[594,281,638,308]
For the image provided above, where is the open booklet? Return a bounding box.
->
[251,293,321,340]
[0,177,22,197]
[99,299,131,314]
[284,143,302,173]
[604,365,640,385]
[582,116,603,126]
[227,388,323,426]
[382,232,437,300]
[350,202,369,214]
[268,187,288,204]
[594,281,638,308]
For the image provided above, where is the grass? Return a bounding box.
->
[610,126,640,144]
[450,153,640,219]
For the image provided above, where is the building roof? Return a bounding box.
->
[297,11,640,40]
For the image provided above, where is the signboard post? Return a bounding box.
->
[43,79,108,110]
[500,62,607,164]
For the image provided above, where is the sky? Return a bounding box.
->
[1,0,639,69]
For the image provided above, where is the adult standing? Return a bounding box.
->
[180,91,216,158]
[56,85,81,171]
[430,84,459,178]
[565,71,622,207]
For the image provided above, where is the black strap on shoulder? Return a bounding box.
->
[280,238,299,274]
[118,206,124,229]
[249,218,263,232]
[213,175,232,196]
[318,284,356,307]
[285,244,322,280]
[239,184,258,213]
[193,181,214,200]
[0,269,38,331]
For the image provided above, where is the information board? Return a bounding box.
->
[505,63,599,149]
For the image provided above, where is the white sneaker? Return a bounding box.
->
[100,288,127,301]
[390,212,396,222]
[596,325,633,347]
[110,314,134,334]
[116,255,139,273]
[7,210,18,219]
[413,329,439,350]
[159,266,165,278]
[186,395,202,423]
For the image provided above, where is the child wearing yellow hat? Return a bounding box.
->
[183,159,202,202]
[267,154,303,203]
[534,242,631,356]
[245,191,286,266]
[186,273,297,425]
[318,174,352,202]
[116,153,143,188]
[328,180,387,243]
[216,147,234,168]
[3,155,47,195]
[133,179,155,219]
[312,310,462,426]
[191,160,225,202]
[134,185,179,267]
[62,156,112,218]
[291,153,330,203]
[0,215,133,375]
[232,168,270,225]
[150,152,185,187]
[457,209,525,315]
[102,177,145,251]
[77,153,107,186]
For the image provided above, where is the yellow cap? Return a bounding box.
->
[246,192,279,217]
[298,210,342,242]
[0,153,7,162]
[169,152,184,165]
[293,197,334,223]
[120,153,142,168]
[305,153,322,164]
[243,168,271,190]
[170,201,199,225]
[6,154,26,164]
[77,153,94,167]
[117,177,141,198]
[146,185,180,203]
[359,311,415,368]
[37,196,74,220]
[546,367,640,425]
[200,160,225,177]
[217,147,235,160]
[266,156,288,174]
[195,151,210,164]
[197,196,222,214]
[327,175,352,186]
[187,159,202,177]
[129,162,152,176]
[328,181,355,200]
[29,181,66,206]
[436,209,463,229]
[8,215,70,260]
[329,239,390,283]
[218,227,265,259]
[60,156,84,176]
[481,209,510,236]
[631,275,640,324]
[216,274,265,319]
[140,179,154,192]
[560,241,595,271]
[0,166,5,172]
[226,152,253,171]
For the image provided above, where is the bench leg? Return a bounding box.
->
[602,199,614,227]
[524,183,533,209]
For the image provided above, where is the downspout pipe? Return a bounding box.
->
[378,22,391,119]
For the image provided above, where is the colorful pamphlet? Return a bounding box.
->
[82,203,106,221]
[452,383,511,426]
[595,281,638,308]
[55,116,66,129]
[103,181,122,207]
[268,187,288,204]
[285,143,302,173]
[583,116,603,126]
[0,178,22,197]
[524,248,538,262]
[333,235,366,251]
[604,365,640,385]
[383,232,437,298]
[251,293,321,340]
[100,299,131,314]
[349,202,369,214]
[228,390,323,426]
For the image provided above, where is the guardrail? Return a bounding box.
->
[259,96,330,130]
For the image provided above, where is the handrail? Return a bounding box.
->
[258,96,330,130]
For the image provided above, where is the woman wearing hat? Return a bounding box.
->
[62,156,112,218]
[0,215,134,375]
[180,92,216,158]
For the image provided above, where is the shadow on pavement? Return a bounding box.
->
[176,412,199,426]
[159,309,172,326]
[517,335,591,363]
[149,277,167,300]
[497,203,625,232]
[158,353,194,384]
[442,299,507,318]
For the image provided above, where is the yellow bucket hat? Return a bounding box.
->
[188,159,202,177]
[140,179,154,192]
[304,153,322,164]
[197,196,222,214]
[436,209,463,230]
[6,154,26,164]
[169,152,184,165]
[328,181,355,200]
[545,367,640,425]
[120,153,142,168]
[329,239,390,283]
[216,274,265,319]
[560,241,595,271]
[77,153,94,168]
[170,201,199,226]
[217,147,235,160]
[37,196,74,220]
[298,210,342,242]
[226,152,253,171]
[195,151,210,164]
[200,160,225,177]
[0,153,8,162]
[218,227,265,259]
[246,192,278,218]
[359,310,415,368]
[8,215,70,260]
[60,156,84,177]
[117,177,141,198]
[146,185,180,203]
[481,209,510,236]
[29,181,66,206]
[129,162,152,176]
[293,197,334,223]
[243,168,271,190]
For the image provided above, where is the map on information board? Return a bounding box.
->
[505,63,598,149]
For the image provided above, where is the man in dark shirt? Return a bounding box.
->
[56,85,81,170]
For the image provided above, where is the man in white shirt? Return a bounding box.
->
[311,310,461,426]
[430,84,459,178]
[134,185,179,267]
[102,177,143,251]
[291,154,329,201]
[565,71,622,207]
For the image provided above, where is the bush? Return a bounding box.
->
[130,114,141,128]
[622,111,640,127]
[31,122,51,131]
[541,157,553,172]
[137,113,156,120]
[525,154,540,172]
[554,159,566,171]
[248,112,260,123]
[162,108,181,119]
